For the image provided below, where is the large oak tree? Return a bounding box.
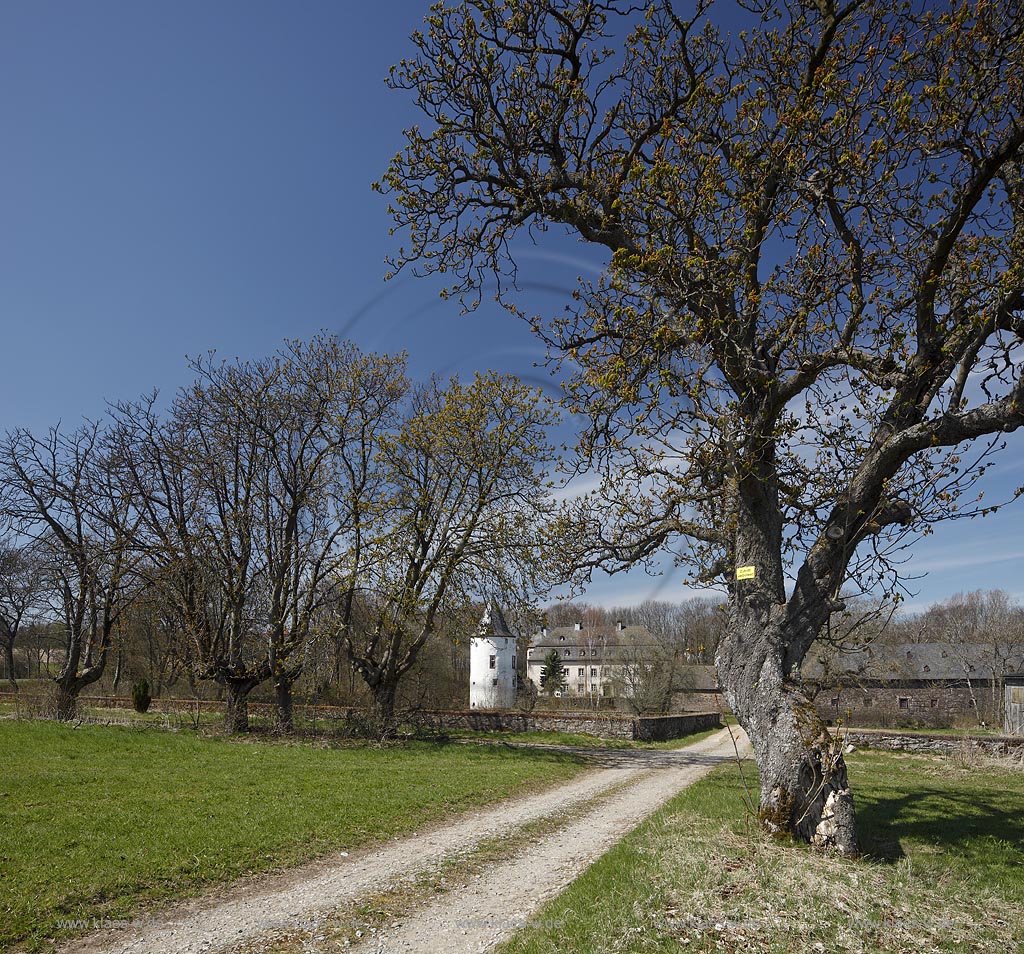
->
[381,0,1024,852]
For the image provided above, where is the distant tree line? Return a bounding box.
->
[0,334,558,733]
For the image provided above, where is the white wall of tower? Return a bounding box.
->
[469,634,517,709]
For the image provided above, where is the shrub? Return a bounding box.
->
[131,679,152,714]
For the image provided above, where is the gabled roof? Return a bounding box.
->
[531,624,658,650]
[802,642,999,682]
[477,602,513,639]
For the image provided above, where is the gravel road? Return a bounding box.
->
[61,727,750,954]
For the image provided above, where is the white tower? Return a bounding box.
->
[469,603,518,709]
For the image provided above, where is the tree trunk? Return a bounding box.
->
[54,682,78,721]
[112,649,124,694]
[370,680,399,737]
[3,637,17,692]
[718,610,859,856]
[53,662,107,722]
[275,674,295,734]
[224,681,253,733]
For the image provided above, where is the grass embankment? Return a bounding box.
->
[500,749,1024,954]
[845,724,1008,737]
[0,720,584,951]
[444,726,723,750]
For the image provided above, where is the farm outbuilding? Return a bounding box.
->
[1005,674,1024,735]
[802,642,1003,727]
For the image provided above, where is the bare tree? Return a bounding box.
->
[382,0,1024,852]
[541,603,595,630]
[0,539,46,690]
[112,336,408,732]
[605,602,688,712]
[597,599,727,711]
[801,597,896,703]
[338,372,559,729]
[609,638,677,714]
[253,337,408,730]
[0,423,140,719]
[111,362,273,731]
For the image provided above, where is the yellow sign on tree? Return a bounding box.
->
[736,566,756,581]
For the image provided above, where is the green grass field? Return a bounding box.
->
[499,749,1024,953]
[0,720,584,951]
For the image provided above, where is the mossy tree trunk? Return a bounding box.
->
[716,467,859,856]
[367,673,400,737]
[718,615,857,854]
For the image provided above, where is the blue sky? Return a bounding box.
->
[1,1,1022,612]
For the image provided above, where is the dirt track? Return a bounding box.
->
[62,727,751,954]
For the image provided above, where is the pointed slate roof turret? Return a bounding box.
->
[478,601,512,638]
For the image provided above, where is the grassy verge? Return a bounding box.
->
[844,724,1007,737]
[0,721,584,951]
[499,749,1024,953]
[441,726,723,750]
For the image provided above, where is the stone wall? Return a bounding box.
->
[419,708,721,741]
[813,684,1001,729]
[670,690,723,713]
[0,691,721,741]
[844,729,1024,759]
[634,712,723,741]
[422,709,635,739]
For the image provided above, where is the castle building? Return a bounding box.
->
[469,603,517,709]
[525,621,720,710]
[525,621,675,701]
